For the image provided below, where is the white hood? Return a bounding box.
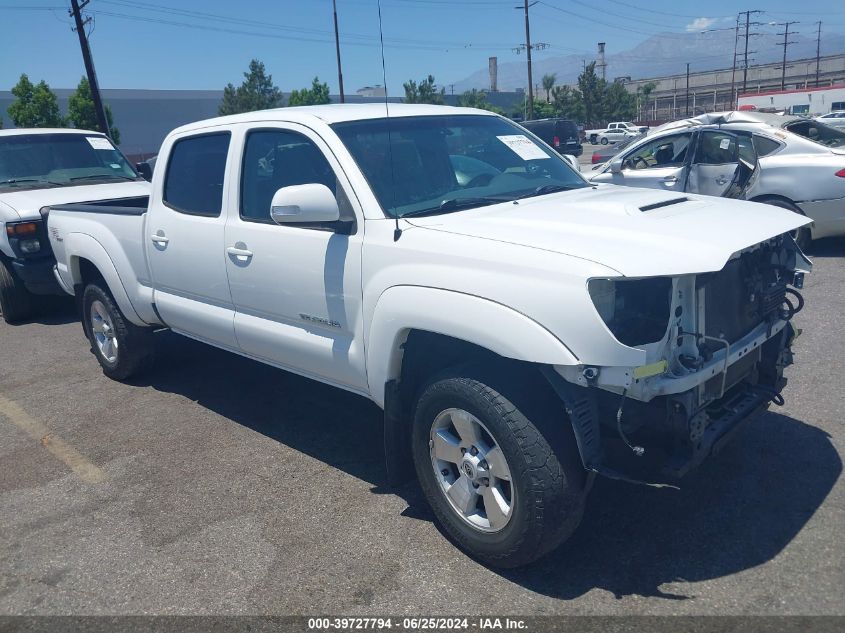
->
[407,185,809,278]
[0,181,150,221]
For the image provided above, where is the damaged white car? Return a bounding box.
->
[45,105,811,567]
[588,110,845,249]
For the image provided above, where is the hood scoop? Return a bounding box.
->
[639,197,689,212]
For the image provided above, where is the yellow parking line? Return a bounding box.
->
[0,395,104,484]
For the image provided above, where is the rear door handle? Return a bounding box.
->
[662,176,678,184]
[716,176,729,185]
[226,245,253,259]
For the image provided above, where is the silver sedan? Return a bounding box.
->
[588,111,845,248]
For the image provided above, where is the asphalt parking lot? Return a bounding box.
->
[1,240,843,616]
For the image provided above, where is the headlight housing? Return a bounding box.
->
[588,277,673,347]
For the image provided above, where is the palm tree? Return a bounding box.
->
[542,73,556,103]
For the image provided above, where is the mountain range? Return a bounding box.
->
[451,29,845,92]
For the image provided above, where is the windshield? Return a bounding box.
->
[332,114,588,218]
[783,120,845,149]
[0,133,139,192]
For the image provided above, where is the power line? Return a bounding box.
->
[775,21,799,90]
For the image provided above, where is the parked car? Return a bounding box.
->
[47,104,809,568]
[590,134,643,165]
[521,118,583,156]
[814,111,845,129]
[0,128,150,323]
[597,128,640,145]
[586,121,646,144]
[589,111,845,248]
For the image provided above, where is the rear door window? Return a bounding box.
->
[163,132,230,217]
[752,135,782,157]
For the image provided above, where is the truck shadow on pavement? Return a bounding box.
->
[139,332,841,602]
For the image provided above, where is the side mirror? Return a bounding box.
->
[610,157,623,174]
[136,161,153,182]
[270,183,340,225]
[561,154,580,172]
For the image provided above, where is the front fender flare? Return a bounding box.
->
[366,285,579,407]
[61,232,146,326]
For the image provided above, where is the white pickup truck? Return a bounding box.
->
[586,121,647,145]
[0,128,150,322]
[46,104,811,567]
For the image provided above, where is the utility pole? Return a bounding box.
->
[814,21,822,87]
[68,0,110,138]
[522,0,535,120]
[739,10,763,95]
[332,0,345,103]
[730,14,740,109]
[776,21,799,91]
[685,63,690,116]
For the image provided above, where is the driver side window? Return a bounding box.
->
[623,133,691,170]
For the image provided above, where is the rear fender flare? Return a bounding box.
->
[62,233,146,327]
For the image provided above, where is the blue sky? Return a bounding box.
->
[1,0,842,95]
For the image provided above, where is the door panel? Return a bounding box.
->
[593,132,692,191]
[688,130,759,199]
[224,125,366,390]
[146,131,238,348]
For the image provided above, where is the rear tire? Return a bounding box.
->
[757,197,811,251]
[0,259,34,324]
[411,365,589,568]
[82,282,154,380]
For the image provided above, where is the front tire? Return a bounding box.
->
[82,282,154,380]
[0,259,34,324]
[412,366,589,568]
[600,137,608,145]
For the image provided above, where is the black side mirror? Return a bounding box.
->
[136,162,153,182]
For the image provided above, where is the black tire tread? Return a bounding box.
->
[413,365,587,568]
[82,282,154,380]
[0,259,34,324]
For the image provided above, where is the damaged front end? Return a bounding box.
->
[548,234,811,484]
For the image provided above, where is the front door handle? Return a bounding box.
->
[716,176,729,185]
[662,176,678,184]
[150,232,169,245]
[226,245,253,259]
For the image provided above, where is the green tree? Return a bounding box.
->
[550,85,585,121]
[457,89,504,114]
[604,81,636,122]
[636,81,657,120]
[403,75,444,105]
[577,62,606,126]
[288,77,331,106]
[219,59,283,115]
[541,73,556,103]
[7,74,64,128]
[66,76,120,144]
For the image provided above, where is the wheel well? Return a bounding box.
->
[749,194,800,211]
[76,257,105,287]
[398,330,504,410]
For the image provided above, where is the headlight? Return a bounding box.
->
[19,238,41,254]
[588,277,673,347]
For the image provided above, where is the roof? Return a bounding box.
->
[171,103,497,135]
[0,128,102,137]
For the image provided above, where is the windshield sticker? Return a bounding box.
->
[719,138,731,150]
[86,137,115,151]
[496,135,549,160]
